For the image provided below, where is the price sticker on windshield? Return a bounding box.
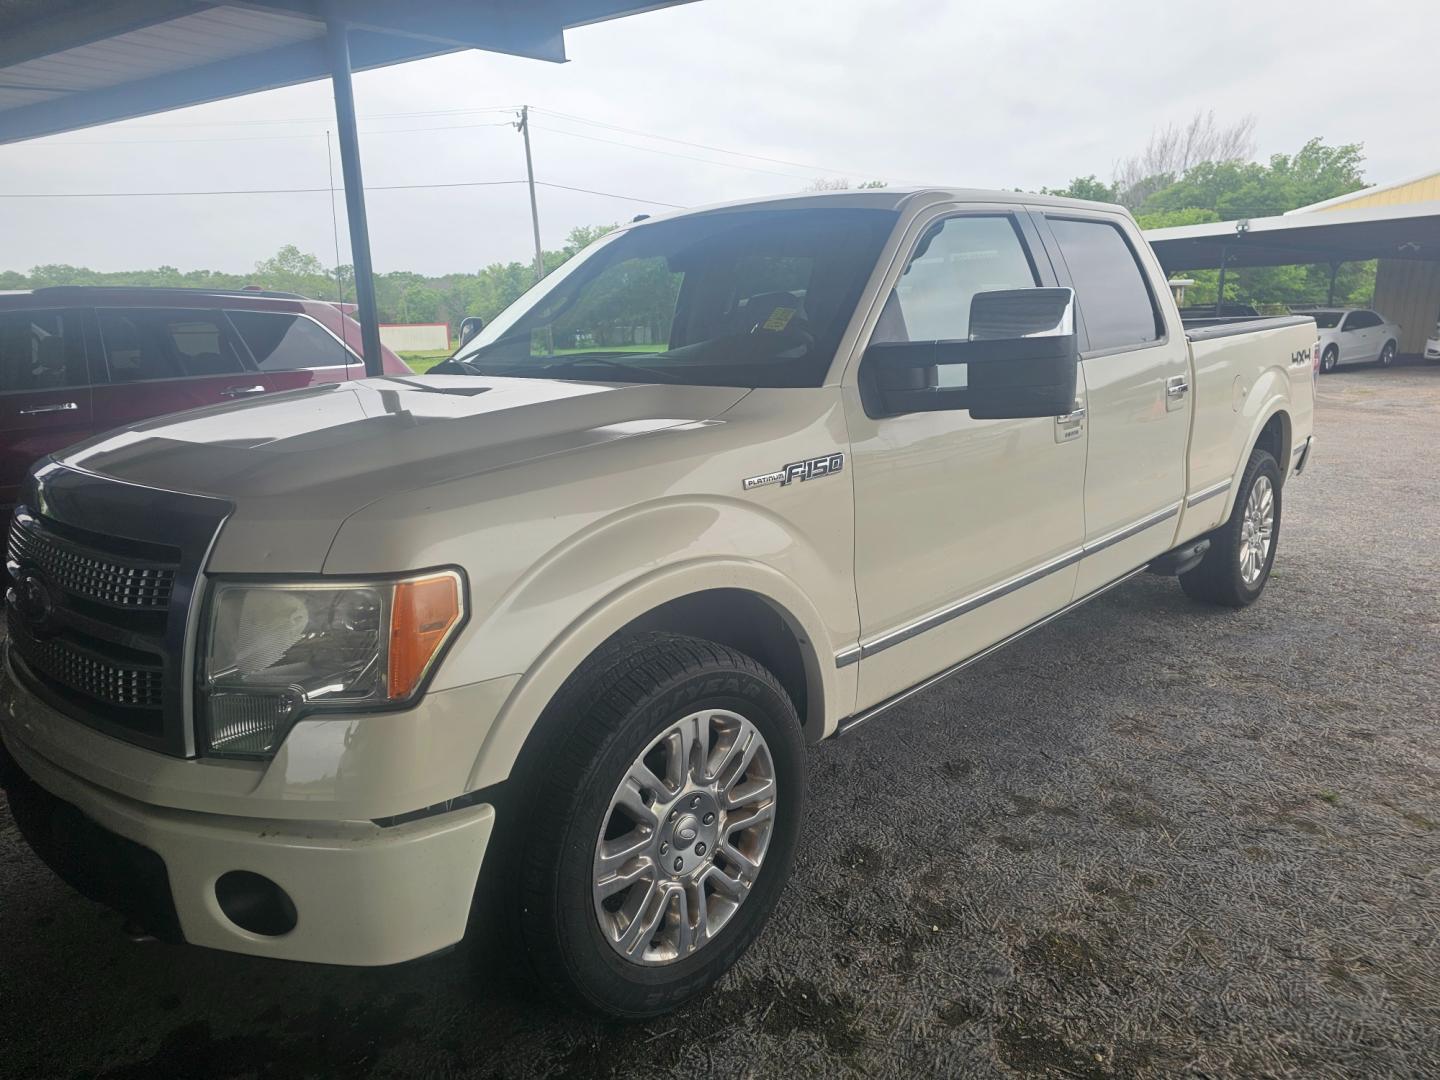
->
[762,307,797,332]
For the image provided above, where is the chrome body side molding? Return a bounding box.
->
[835,504,1179,666]
[836,565,1148,737]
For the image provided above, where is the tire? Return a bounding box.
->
[1320,346,1338,374]
[511,632,805,1018]
[1377,340,1397,368]
[1179,447,1282,608]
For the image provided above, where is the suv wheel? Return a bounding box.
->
[513,632,805,1017]
[1179,447,1282,607]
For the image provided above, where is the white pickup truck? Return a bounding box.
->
[0,188,1315,1017]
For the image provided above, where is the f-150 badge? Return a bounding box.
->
[743,453,844,491]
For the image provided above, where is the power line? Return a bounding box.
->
[0,177,685,206]
[121,106,522,128]
[530,123,817,182]
[535,181,686,209]
[10,120,516,147]
[529,106,906,184]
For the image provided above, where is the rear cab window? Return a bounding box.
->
[1044,217,1164,353]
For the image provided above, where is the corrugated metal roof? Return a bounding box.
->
[0,7,322,112]
[0,1,695,143]
[1145,199,1440,271]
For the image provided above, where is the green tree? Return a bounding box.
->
[1040,176,1119,203]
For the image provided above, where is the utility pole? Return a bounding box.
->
[517,106,545,284]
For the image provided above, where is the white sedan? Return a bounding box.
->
[1425,317,1439,364]
[1311,308,1401,373]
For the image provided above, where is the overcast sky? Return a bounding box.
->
[2,0,1436,277]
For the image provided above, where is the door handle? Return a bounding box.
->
[220,384,267,398]
[1166,376,1190,398]
[18,401,79,416]
[1056,406,1086,423]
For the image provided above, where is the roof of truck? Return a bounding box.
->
[628,186,1130,225]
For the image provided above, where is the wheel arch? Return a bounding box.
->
[465,561,849,794]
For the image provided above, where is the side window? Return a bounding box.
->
[228,311,351,371]
[98,309,247,382]
[873,215,1038,343]
[0,311,86,393]
[1349,311,1380,330]
[543,255,682,353]
[1046,217,1163,352]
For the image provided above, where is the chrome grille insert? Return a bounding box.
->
[7,512,175,609]
[9,618,164,711]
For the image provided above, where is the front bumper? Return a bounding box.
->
[0,653,507,966]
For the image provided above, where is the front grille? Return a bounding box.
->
[4,465,230,756]
[8,513,175,609]
[9,617,164,711]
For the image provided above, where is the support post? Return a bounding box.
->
[1327,261,1340,306]
[518,105,545,284]
[1214,246,1228,318]
[326,19,385,378]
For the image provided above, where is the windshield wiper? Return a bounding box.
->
[538,355,681,383]
[424,356,487,376]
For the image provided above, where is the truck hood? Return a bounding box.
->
[57,376,750,571]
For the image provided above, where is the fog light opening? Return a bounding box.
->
[215,871,297,937]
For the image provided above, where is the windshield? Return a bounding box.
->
[449,207,898,388]
[1312,311,1343,328]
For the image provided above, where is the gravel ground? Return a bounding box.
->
[2,361,1439,1079]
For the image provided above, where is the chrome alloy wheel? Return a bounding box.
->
[592,709,776,965]
[1238,474,1275,586]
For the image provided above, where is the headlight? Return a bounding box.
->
[200,570,464,758]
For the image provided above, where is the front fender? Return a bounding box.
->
[466,554,854,792]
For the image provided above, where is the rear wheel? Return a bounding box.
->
[1377,340,1397,368]
[1320,346,1339,374]
[512,632,805,1018]
[1179,447,1281,607]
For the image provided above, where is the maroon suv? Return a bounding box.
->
[0,286,411,511]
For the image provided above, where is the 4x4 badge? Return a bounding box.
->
[743,453,844,491]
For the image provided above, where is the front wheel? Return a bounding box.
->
[1179,447,1282,607]
[513,632,806,1018]
[1320,346,1339,374]
[1378,340,1397,368]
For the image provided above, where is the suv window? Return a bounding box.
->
[228,310,351,371]
[873,215,1038,344]
[1047,217,1163,352]
[0,311,86,393]
[98,309,248,382]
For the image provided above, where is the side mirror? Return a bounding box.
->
[863,287,1078,420]
[458,316,485,346]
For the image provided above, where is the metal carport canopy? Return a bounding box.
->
[0,0,697,374]
[1145,200,1440,271]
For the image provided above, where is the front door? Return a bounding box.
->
[0,308,96,509]
[844,208,1089,712]
[1033,211,1190,595]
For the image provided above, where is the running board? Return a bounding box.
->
[836,565,1149,737]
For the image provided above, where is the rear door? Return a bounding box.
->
[225,308,359,392]
[0,308,96,509]
[90,307,269,426]
[1033,211,1190,595]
